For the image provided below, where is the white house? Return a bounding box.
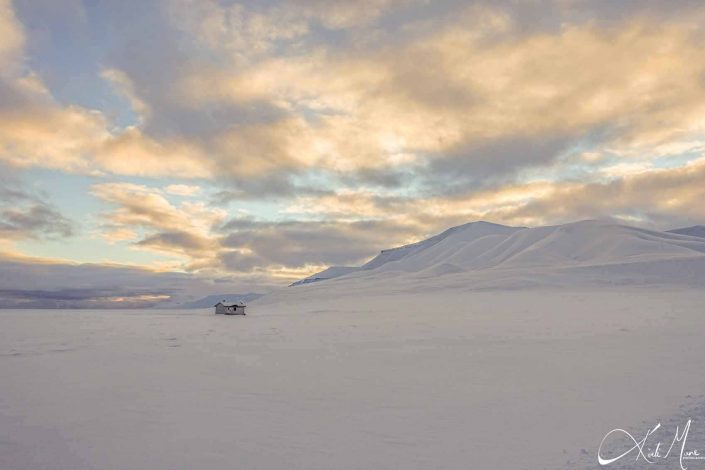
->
[214,302,246,315]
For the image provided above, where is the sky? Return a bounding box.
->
[2,0,705,307]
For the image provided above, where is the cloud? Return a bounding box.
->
[90,180,429,278]
[281,154,705,231]
[0,204,73,239]
[219,217,419,268]
[0,251,272,308]
[0,79,111,173]
[0,73,210,178]
[101,67,151,122]
[166,0,410,62]
[91,182,225,265]
[137,230,215,252]
[142,3,705,194]
[428,134,578,192]
[90,180,421,277]
[4,0,705,193]
[165,184,201,196]
[0,287,170,308]
[0,1,211,179]
[492,156,705,228]
[0,165,74,241]
[210,176,328,204]
[0,0,24,71]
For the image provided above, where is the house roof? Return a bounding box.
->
[214,302,246,307]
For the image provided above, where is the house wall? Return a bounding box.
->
[215,304,245,315]
[230,306,245,315]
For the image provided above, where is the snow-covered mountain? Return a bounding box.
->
[290,221,524,285]
[668,225,705,238]
[360,221,523,271]
[290,220,705,288]
[289,266,360,286]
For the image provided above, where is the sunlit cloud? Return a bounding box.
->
[0,0,24,71]
[91,182,226,266]
[164,184,202,196]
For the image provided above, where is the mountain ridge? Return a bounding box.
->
[668,225,705,238]
[290,219,705,287]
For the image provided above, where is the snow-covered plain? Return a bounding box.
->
[2,288,705,470]
[3,220,705,469]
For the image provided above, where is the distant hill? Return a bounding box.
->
[290,220,705,287]
[289,266,360,286]
[291,221,524,285]
[178,293,264,309]
[668,226,705,238]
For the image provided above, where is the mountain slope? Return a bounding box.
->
[291,221,523,285]
[668,225,705,238]
[290,220,705,287]
[373,220,705,273]
[368,221,523,274]
[290,266,360,286]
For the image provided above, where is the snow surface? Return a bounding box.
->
[3,288,705,470]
